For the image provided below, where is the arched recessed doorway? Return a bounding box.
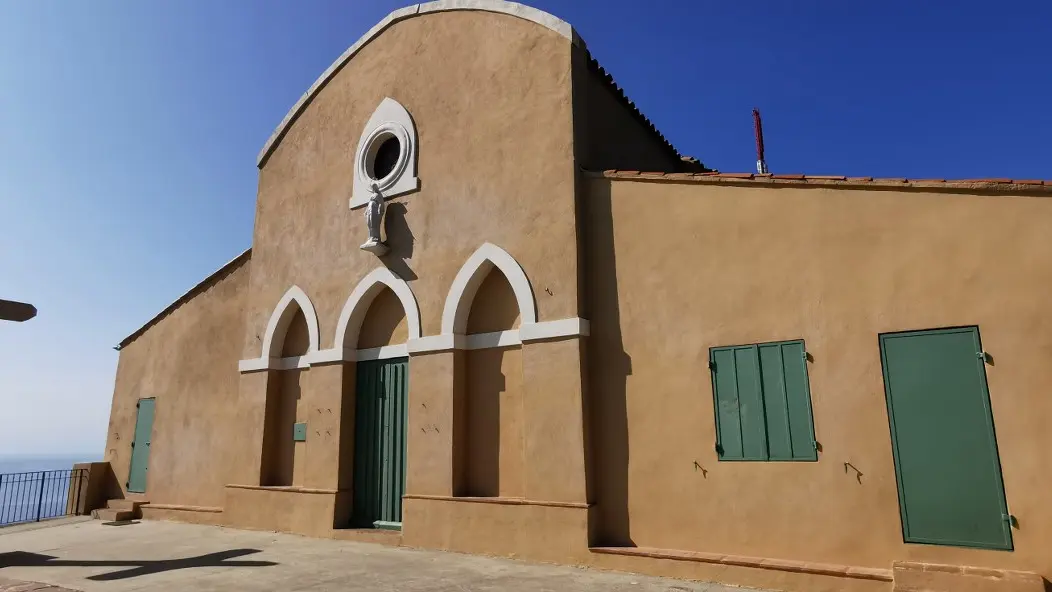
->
[333,268,420,529]
[256,286,321,488]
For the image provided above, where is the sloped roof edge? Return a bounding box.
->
[117,248,252,350]
[256,0,584,169]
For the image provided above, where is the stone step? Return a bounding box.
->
[92,508,134,522]
[105,499,145,512]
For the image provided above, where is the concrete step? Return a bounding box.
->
[92,508,134,522]
[105,499,146,512]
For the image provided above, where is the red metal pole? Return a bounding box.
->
[753,109,768,174]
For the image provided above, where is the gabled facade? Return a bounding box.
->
[105,3,1052,592]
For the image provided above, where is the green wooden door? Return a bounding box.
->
[127,398,155,494]
[880,327,1012,550]
[352,358,408,530]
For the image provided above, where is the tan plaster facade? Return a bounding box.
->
[103,3,1052,591]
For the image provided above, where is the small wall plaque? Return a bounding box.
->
[293,422,307,442]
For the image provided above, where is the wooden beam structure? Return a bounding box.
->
[0,299,37,322]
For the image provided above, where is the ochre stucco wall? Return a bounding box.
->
[105,256,250,509]
[244,9,580,362]
[583,176,1052,578]
[357,288,408,349]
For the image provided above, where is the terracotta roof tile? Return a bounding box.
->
[589,170,1052,194]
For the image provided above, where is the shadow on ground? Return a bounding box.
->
[0,549,276,581]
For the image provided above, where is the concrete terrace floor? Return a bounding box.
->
[0,518,767,592]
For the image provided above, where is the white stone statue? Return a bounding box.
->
[360,183,389,255]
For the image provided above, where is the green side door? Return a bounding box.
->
[127,398,155,494]
[879,327,1012,550]
[352,358,408,530]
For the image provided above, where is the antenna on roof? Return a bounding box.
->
[753,108,769,175]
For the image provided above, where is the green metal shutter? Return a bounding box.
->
[711,345,766,460]
[758,341,817,461]
[710,340,816,462]
[352,358,408,530]
[880,327,1012,550]
[127,398,155,493]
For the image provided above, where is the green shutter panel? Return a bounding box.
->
[734,346,768,460]
[758,343,792,460]
[711,346,767,460]
[780,342,817,460]
[711,340,816,462]
[758,341,817,461]
[712,348,743,459]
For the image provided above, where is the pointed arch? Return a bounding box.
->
[442,243,536,336]
[261,286,321,358]
[334,267,422,354]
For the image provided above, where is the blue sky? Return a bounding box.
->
[1,0,1049,458]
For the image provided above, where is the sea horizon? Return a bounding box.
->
[0,454,102,474]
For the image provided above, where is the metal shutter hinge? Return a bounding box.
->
[978,351,991,363]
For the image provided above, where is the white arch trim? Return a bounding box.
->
[262,285,320,358]
[440,242,537,336]
[257,1,584,168]
[333,267,422,354]
[238,286,321,373]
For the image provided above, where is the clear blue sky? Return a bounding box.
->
[1,0,1049,458]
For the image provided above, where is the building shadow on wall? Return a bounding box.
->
[583,179,634,547]
[382,202,417,281]
[0,549,276,581]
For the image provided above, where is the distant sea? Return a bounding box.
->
[0,455,101,475]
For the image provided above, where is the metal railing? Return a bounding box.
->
[0,468,88,526]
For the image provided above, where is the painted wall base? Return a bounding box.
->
[127,496,1048,592]
[892,561,1044,592]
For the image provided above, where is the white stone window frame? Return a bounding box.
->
[350,97,419,209]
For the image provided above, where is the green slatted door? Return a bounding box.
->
[352,358,409,530]
[880,327,1012,550]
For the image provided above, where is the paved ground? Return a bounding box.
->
[0,519,764,592]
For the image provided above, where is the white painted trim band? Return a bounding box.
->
[237,356,311,373]
[257,1,583,168]
[520,318,590,342]
[239,317,591,371]
[356,344,409,361]
[465,330,521,350]
[407,334,463,354]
